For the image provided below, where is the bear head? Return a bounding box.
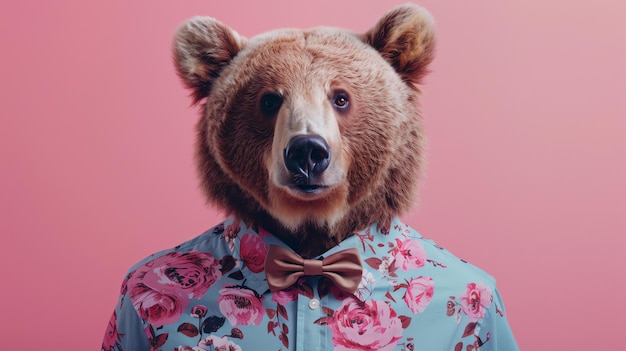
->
[173,4,435,257]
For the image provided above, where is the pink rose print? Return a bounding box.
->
[403,276,434,314]
[460,282,492,322]
[329,298,403,351]
[174,347,201,351]
[130,283,185,326]
[239,233,268,273]
[392,238,427,271]
[218,287,265,326]
[129,251,222,299]
[199,335,242,351]
[102,311,121,351]
[271,286,298,305]
[190,305,208,318]
[125,251,222,326]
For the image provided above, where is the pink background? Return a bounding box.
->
[1,0,624,349]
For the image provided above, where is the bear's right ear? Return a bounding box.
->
[173,17,246,104]
[364,4,436,89]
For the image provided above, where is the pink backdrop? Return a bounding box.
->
[1,0,624,349]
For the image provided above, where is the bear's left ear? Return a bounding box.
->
[173,17,247,104]
[364,4,436,88]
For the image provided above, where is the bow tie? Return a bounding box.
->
[264,245,363,294]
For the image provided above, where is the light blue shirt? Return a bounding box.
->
[102,217,518,351]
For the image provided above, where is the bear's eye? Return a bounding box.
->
[260,93,283,116]
[332,92,350,111]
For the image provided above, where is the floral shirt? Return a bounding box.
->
[102,217,518,351]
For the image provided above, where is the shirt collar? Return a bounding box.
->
[233,217,405,296]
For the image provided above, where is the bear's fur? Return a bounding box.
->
[174,4,435,258]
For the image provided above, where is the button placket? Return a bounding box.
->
[308,298,320,310]
[294,277,328,351]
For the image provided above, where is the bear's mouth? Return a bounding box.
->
[293,184,327,193]
[281,182,334,200]
[285,172,330,195]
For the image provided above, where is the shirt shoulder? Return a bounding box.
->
[360,218,496,287]
[124,218,246,274]
[411,225,497,286]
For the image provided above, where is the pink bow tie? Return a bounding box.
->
[264,245,363,294]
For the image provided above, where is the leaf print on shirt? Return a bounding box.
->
[453,328,492,351]
[355,228,376,255]
[267,285,297,349]
[145,325,168,351]
[266,277,315,348]
[176,304,230,343]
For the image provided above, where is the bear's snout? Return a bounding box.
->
[283,134,331,190]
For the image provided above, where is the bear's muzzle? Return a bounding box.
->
[283,134,331,192]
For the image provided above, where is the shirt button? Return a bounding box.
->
[308,299,320,310]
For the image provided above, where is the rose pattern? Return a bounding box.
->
[124,251,221,327]
[402,276,434,314]
[392,238,427,271]
[271,286,298,305]
[190,305,208,318]
[130,283,185,326]
[199,335,242,351]
[460,282,492,322]
[445,282,498,350]
[328,298,403,351]
[104,219,515,350]
[174,345,197,351]
[239,233,268,273]
[175,347,202,351]
[128,251,222,299]
[102,311,121,351]
[218,286,265,326]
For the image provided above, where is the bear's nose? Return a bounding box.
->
[283,135,331,179]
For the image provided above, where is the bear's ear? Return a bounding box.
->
[364,4,436,88]
[173,17,246,104]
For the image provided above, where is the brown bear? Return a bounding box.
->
[174,4,434,259]
[102,4,518,351]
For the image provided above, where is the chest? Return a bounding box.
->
[147,273,477,351]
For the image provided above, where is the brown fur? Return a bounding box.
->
[173,4,436,257]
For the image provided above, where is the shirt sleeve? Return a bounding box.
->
[101,277,150,351]
[482,287,519,351]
